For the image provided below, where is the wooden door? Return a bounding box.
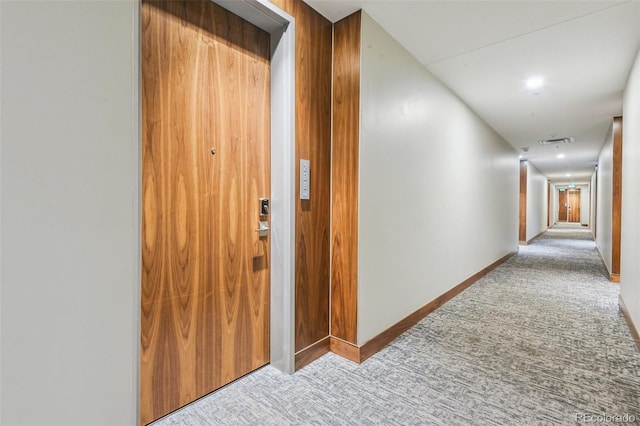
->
[141,1,270,424]
[558,190,568,221]
[569,190,581,222]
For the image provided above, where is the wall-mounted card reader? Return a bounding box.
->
[300,159,310,200]
[260,198,269,216]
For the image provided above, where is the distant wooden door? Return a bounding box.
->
[558,190,568,221]
[568,190,581,222]
[141,1,271,424]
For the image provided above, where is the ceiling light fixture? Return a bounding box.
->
[557,154,565,159]
[526,76,544,93]
[566,173,571,177]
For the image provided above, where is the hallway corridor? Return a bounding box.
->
[156,228,640,425]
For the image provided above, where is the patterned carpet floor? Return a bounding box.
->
[155,225,640,425]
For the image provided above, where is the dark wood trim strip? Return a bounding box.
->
[295,337,330,371]
[519,160,527,243]
[612,116,623,276]
[330,10,362,344]
[593,167,598,239]
[329,250,518,364]
[547,180,551,228]
[619,296,640,351]
[329,337,360,363]
[610,274,621,283]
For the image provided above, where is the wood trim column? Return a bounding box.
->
[593,166,598,239]
[331,11,361,344]
[519,160,527,244]
[611,116,623,282]
[547,181,552,228]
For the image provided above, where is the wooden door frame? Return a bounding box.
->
[135,3,297,420]
[547,181,552,228]
[612,116,623,281]
[519,160,527,244]
[551,183,558,225]
[592,166,598,238]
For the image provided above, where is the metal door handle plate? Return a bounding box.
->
[255,221,270,238]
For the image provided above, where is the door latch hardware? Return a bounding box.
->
[255,221,270,238]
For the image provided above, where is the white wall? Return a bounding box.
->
[596,124,614,273]
[526,162,548,241]
[620,47,640,335]
[357,12,519,345]
[0,1,139,425]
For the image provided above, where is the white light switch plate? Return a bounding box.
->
[300,159,310,200]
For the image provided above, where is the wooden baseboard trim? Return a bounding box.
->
[619,295,640,351]
[329,250,518,364]
[295,336,330,371]
[329,337,360,363]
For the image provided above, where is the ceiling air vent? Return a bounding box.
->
[537,137,575,145]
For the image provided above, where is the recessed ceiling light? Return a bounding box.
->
[526,76,544,91]
[566,173,571,177]
[557,153,565,159]
[519,155,523,159]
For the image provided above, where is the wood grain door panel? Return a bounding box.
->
[569,190,581,223]
[141,1,270,423]
[558,190,568,222]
